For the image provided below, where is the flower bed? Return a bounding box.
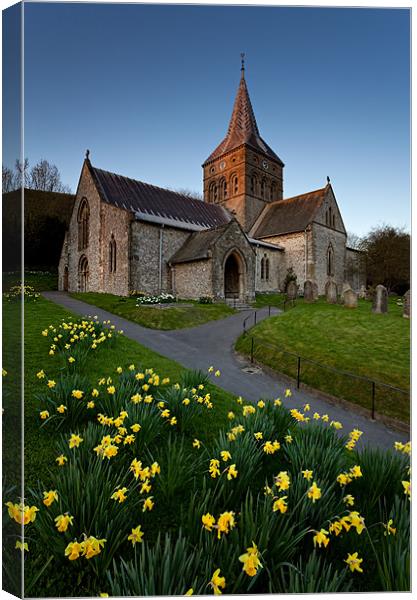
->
[136,293,176,306]
[3,284,40,302]
[4,318,411,596]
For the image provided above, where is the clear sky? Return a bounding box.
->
[11,3,412,236]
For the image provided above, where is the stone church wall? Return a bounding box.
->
[130,222,190,294]
[173,260,213,299]
[262,232,306,291]
[254,247,283,293]
[62,163,102,293]
[311,222,346,294]
[101,202,132,296]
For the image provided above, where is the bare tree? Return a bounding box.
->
[170,187,203,200]
[2,165,14,193]
[14,158,30,188]
[29,159,71,193]
[346,231,362,250]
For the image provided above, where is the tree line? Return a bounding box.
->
[348,225,410,294]
[2,158,72,194]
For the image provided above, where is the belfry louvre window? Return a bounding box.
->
[109,236,117,273]
[77,198,90,250]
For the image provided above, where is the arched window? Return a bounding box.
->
[260,256,265,280]
[270,182,276,200]
[327,244,334,277]
[231,174,238,195]
[209,181,218,203]
[109,235,117,273]
[250,174,258,195]
[265,256,270,281]
[77,198,90,250]
[220,178,227,200]
[332,214,336,228]
[260,179,266,199]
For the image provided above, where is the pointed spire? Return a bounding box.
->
[203,57,283,166]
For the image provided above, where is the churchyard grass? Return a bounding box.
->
[70,292,236,330]
[253,292,286,308]
[2,296,411,596]
[3,270,58,291]
[236,297,410,422]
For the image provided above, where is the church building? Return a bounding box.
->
[59,61,364,301]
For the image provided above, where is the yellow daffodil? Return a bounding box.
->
[209,569,226,595]
[131,423,141,432]
[349,465,362,478]
[71,390,84,400]
[69,433,83,448]
[285,389,292,397]
[284,434,293,443]
[202,512,216,531]
[5,502,39,525]
[185,589,193,596]
[214,370,221,377]
[227,464,238,480]
[143,497,154,512]
[56,454,68,466]
[55,514,74,532]
[87,401,95,409]
[36,370,45,379]
[274,398,282,406]
[40,410,49,420]
[140,480,152,494]
[43,490,58,507]
[81,536,106,559]
[275,471,290,491]
[402,480,411,499]
[239,542,262,577]
[344,552,363,573]
[15,540,29,552]
[307,481,322,503]
[111,487,128,503]
[47,380,56,388]
[128,525,144,545]
[216,511,235,539]
[301,469,313,480]
[329,520,343,536]
[272,496,288,513]
[220,450,231,462]
[254,432,263,440]
[107,386,116,395]
[227,411,235,420]
[348,511,366,534]
[257,400,265,408]
[209,459,220,478]
[343,494,355,506]
[313,528,329,548]
[384,519,396,536]
[92,388,99,397]
[313,412,320,419]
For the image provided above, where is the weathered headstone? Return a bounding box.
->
[372,284,388,314]
[286,280,298,300]
[358,285,367,299]
[403,290,410,319]
[303,280,315,302]
[341,282,351,295]
[343,288,358,308]
[325,280,338,304]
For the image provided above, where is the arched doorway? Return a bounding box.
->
[63,266,69,291]
[78,255,89,292]
[224,251,244,299]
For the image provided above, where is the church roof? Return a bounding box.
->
[169,223,231,264]
[203,66,283,166]
[87,162,231,230]
[251,186,329,238]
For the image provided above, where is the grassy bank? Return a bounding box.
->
[70,292,236,330]
[236,297,410,422]
[3,271,58,292]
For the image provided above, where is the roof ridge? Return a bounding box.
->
[276,185,328,205]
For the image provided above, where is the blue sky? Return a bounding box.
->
[6,3,411,236]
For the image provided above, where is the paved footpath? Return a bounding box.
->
[43,292,409,450]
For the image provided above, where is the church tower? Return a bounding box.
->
[202,57,284,232]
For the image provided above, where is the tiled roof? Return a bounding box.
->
[169,223,231,264]
[252,186,329,238]
[87,162,231,230]
[203,70,283,166]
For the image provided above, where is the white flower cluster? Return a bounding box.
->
[136,293,176,306]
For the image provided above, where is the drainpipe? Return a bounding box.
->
[304,226,308,282]
[255,244,259,291]
[159,224,164,293]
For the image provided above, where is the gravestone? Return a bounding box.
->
[343,288,358,308]
[325,280,338,304]
[286,280,298,300]
[341,282,351,295]
[358,285,367,299]
[372,284,388,314]
[303,280,315,302]
[403,290,410,319]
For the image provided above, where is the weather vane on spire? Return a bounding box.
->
[240,52,245,72]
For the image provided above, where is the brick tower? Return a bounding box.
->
[202,57,284,231]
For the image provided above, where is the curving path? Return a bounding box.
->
[42,291,409,450]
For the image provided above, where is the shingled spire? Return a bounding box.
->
[203,59,283,165]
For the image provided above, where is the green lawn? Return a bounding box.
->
[3,270,58,291]
[236,297,410,422]
[2,297,236,490]
[253,292,286,308]
[70,292,236,330]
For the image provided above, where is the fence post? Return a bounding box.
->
[250,337,254,364]
[268,305,271,317]
[254,311,257,326]
[297,356,301,389]
[371,381,376,420]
